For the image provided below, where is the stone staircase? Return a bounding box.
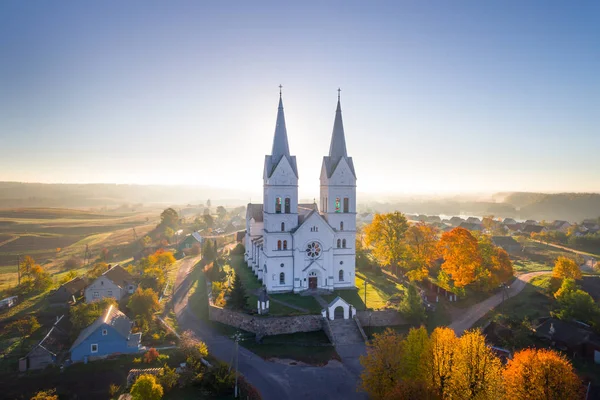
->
[329,319,364,345]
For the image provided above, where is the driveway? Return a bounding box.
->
[172,258,366,400]
[449,271,550,335]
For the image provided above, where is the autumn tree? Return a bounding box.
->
[437,228,482,288]
[426,327,458,398]
[448,330,504,400]
[18,256,51,293]
[130,374,163,400]
[216,206,227,220]
[86,262,108,280]
[360,328,405,400]
[478,236,514,290]
[400,326,430,381]
[365,212,409,276]
[30,389,58,400]
[503,348,582,400]
[159,363,180,392]
[128,287,161,328]
[149,249,176,269]
[19,255,36,279]
[552,256,582,280]
[404,222,439,281]
[6,316,40,347]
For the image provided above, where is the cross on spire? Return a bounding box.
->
[337,87,341,101]
[279,84,283,97]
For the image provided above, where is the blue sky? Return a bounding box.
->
[0,1,598,198]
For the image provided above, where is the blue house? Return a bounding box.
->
[70,305,142,362]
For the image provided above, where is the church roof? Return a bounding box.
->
[322,94,356,178]
[266,92,298,178]
[298,203,318,224]
[246,203,263,222]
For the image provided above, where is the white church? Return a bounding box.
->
[245,89,357,294]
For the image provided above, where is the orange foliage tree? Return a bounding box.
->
[478,236,514,290]
[503,348,583,400]
[359,328,405,400]
[437,228,482,288]
[405,222,440,281]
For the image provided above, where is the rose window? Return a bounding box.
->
[305,242,321,259]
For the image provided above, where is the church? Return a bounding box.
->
[245,89,357,294]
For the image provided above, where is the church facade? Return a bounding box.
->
[245,90,357,294]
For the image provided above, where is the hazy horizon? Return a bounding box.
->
[1,1,599,198]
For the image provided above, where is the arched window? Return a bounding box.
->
[277,240,282,250]
[342,239,347,248]
[281,222,285,232]
[340,221,344,231]
[279,272,285,285]
[275,197,282,213]
[337,239,341,248]
[343,197,349,213]
[339,270,344,281]
[285,198,291,213]
[283,240,288,250]
[335,197,341,213]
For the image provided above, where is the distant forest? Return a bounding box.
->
[363,192,600,222]
[0,183,599,222]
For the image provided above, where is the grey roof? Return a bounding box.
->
[70,305,133,351]
[491,236,520,247]
[265,95,298,178]
[322,97,356,179]
[522,225,544,234]
[271,95,290,162]
[297,203,319,225]
[60,276,88,294]
[246,203,263,222]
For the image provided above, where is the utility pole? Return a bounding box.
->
[364,279,367,310]
[231,331,241,398]
[17,254,21,286]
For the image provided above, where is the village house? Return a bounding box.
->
[48,276,88,305]
[466,217,482,225]
[178,231,203,251]
[521,224,546,235]
[448,216,464,226]
[491,236,522,254]
[551,220,572,232]
[458,222,482,232]
[503,218,517,225]
[70,305,142,362]
[535,318,600,364]
[84,264,136,303]
[19,315,70,371]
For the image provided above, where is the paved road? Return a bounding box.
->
[172,257,366,400]
[449,271,550,335]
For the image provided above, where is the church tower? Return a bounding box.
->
[320,90,357,286]
[261,87,298,291]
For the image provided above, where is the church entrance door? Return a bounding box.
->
[309,277,317,289]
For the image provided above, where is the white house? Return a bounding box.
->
[245,89,357,294]
[85,265,137,303]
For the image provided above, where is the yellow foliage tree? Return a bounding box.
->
[503,348,582,400]
[437,228,482,288]
[448,330,504,400]
[552,256,582,280]
[359,328,405,400]
[364,212,409,276]
[426,327,458,398]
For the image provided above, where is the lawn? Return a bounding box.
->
[512,259,553,273]
[473,274,553,328]
[242,330,340,366]
[268,293,323,314]
[323,268,406,311]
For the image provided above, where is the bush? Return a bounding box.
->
[130,374,163,400]
[201,362,235,396]
[212,281,224,298]
[63,256,83,270]
[30,389,58,400]
[144,348,160,363]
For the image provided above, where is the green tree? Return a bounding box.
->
[142,235,152,248]
[398,285,426,324]
[130,374,163,400]
[216,206,227,220]
[159,208,179,230]
[227,273,248,310]
[360,328,405,400]
[70,298,118,333]
[202,240,216,262]
[159,364,180,392]
[554,278,600,326]
[203,214,214,229]
[128,288,161,328]
[164,227,174,241]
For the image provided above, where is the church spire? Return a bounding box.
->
[271,85,290,160]
[328,88,348,161]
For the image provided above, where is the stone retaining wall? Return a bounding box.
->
[356,309,407,327]
[209,304,323,339]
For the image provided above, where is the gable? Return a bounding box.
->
[266,155,298,185]
[293,211,335,241]
[86,276,118,291]
[328,157,356,185]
